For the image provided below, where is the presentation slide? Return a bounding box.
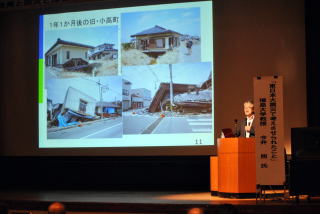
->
[38,1,214,148]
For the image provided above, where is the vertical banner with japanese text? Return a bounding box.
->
[253,76,285,185]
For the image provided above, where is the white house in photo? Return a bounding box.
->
[63,86,97,116]
[45,38,93,68]
[122,79,132,111]
[88,43,118,60]
[131,88,151,108]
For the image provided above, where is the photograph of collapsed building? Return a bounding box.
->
[46,76,123,139]
[122,62,212,135]
[121,7,201,66]
[44,26,118,79]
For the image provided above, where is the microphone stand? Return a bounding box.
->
[234,119,238,137]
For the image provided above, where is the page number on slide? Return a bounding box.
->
[195,139,203,144]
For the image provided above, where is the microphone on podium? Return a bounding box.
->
[234,119,238,137]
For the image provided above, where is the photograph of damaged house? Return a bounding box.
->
[46,76,122,139]
[122,62,212,135]
[44,25,118,79]
[121,7,200,66]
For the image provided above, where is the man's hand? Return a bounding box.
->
[245,126,251,132]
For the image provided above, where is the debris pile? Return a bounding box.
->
[121,49,152,65]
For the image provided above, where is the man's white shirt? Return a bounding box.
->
[246,115,254,138]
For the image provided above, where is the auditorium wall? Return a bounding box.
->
[214,0,306,154]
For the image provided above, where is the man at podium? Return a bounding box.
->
[235,100,255,138]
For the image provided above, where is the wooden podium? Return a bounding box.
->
[210,138,256,198]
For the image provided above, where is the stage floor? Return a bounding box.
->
[0,190,319,214]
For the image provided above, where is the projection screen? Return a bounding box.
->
[38,1,214,154]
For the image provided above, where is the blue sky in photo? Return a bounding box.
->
[122,62,212,97]
[46,76,122,104]
[44,26,118,53]
[121,7,200,43]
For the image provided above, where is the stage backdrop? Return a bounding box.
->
[254,76,285,185]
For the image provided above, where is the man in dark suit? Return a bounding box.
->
[235,100,255,138]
